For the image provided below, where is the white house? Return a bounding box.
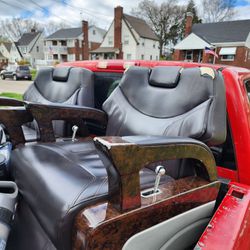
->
[44,21,106,62]
[90,6,160,60]
[16,29,44,67]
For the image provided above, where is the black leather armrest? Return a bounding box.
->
[25,102,107,142]
[94,135,217,212]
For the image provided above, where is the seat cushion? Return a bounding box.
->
[10,139,172,250]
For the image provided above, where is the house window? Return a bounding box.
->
[67,40,74,47]
[150,55,153,60]
[219,47,236,61]
[61,40,66,46]
[124,35,129,45]
[36,46,39,52]
[52,41,57,46]
[156,55,158,60]
[127,54,132,60]
[141,54,144,60]
[221,55,235,61]
[23,47,27,54]
[67,54,75,61]
[108,36,113,45]
[185,50,193,61]
[153,43,156,48]
[93,30,96,35]
[53,54,58,60]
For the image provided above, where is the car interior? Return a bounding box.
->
[0,65,227,249]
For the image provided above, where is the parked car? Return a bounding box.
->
[0,65,32,80]
[0,60,250,250]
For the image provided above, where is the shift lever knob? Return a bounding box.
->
[153,165,166,194]
[72,125,78,141]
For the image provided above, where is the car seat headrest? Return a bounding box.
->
[53,67,72,82]
[149,66,182,88]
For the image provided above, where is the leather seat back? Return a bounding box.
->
[103,66,226,146]
[23,66,94,137]
[24,66,94,106]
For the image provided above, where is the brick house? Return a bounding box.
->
[90,6,160,60]
[16,29,44,67]
[173,14,250,69]
[44,21,106,62]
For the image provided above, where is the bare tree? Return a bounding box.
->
[132,0,185,57]
[202,0,236,23]
[43,21,70,36]
[0,18,71,41]
[0,18,41,41]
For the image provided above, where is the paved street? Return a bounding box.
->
[0,79,32,94]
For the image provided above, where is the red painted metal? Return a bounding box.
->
[197,182,250,249]
[217,166,238,182]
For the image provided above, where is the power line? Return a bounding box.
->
[0,0,27,11]
[29,0,76,26]
[52,0,111,23]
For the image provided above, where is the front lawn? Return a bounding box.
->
[0,92,23,100]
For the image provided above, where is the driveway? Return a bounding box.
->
[0,79,32,94]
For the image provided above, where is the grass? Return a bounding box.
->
[30,69,37,80]
[0,92,23,100]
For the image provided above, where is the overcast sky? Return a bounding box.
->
[0,0,250,29]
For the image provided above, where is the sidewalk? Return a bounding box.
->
[0,80,32,94]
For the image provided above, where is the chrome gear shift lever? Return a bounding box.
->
[153,165,166,194]
[71,125,78,141]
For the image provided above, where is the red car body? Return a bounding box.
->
[61,60,250,249]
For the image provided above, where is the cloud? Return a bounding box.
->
[0,0,249,29]
[235,4,250,19]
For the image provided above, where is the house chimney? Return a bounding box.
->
[82,20,89,60]
[114,6,123,59]
[184,12,193,37]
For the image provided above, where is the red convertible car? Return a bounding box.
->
[0,60,249,250]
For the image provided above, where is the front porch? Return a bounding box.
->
[173,49,214,64]
[173,33,215,64]
[90,47,120,60]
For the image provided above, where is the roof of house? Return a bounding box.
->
[90,47,119,53]
[192,19,250,43]
[2,42,12,52]
[123,14,159,41]
[46,25,107,40]
[46,27,82,40]
[90,25,106,37]
[17,31,41,46]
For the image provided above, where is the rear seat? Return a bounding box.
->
[9,66,226,250]
[22,66,94,140]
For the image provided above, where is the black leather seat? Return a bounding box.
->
[22,66,94,140]
[9,66,226,250]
